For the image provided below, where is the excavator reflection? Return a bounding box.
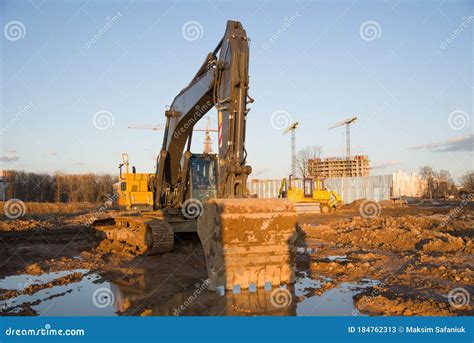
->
[107,267,297,316]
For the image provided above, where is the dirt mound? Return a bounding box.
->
[340,199,366,210]
[302,215,472,253]
[355,293,454,316]
[299,211,473,316]
[0,201,98,217]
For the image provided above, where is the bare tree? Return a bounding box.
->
[419,165,434,199]
[460,171,474,190]
[435,170,456,198]
[296,145,323,178]
[419,166,456,199]
[419,166,434,179]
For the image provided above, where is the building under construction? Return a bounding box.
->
[308,155,370,178]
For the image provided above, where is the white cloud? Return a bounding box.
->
[0,150,19,162]
[408,134,473,152]
[371,160,401,169]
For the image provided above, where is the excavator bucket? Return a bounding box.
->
[197,198,298,291]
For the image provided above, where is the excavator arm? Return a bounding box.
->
[155,20,252,209]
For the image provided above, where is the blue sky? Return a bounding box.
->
[1,0,472,181]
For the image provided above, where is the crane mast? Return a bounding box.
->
[283,122,299,176]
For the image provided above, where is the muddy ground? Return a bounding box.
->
[1,200,473,316]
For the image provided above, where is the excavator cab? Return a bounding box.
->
[188,154,218,202]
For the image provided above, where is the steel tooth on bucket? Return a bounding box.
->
[197,198,298,291]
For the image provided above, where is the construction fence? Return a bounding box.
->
[247,171,426,204]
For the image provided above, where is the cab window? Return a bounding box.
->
[304,179,313,197]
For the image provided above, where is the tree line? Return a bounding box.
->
[418,166,470,199]
[2,170,117,203]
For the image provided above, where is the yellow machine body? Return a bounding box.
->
[114,153,154,211]
[281,177,342,213]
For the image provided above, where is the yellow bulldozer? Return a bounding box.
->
[279,176,342,213]
[93,20,298,292]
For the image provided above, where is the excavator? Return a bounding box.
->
[93,20,298,292]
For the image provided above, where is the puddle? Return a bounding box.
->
[0,269,379,316]
[296,247,315,254]
[295,272,380,316]
[326,255,347,262]
[0,270,120,316]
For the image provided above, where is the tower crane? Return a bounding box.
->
[283,122,299,176]
[129,118,217,153]
[328,116,357,158]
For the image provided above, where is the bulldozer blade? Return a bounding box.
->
[197,198,298,291]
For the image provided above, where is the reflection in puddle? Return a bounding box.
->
[326,255,348,262]
[296,247,315,254]
[0,270,118,316]
[1,268,378,316]
[295,272,379,316]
